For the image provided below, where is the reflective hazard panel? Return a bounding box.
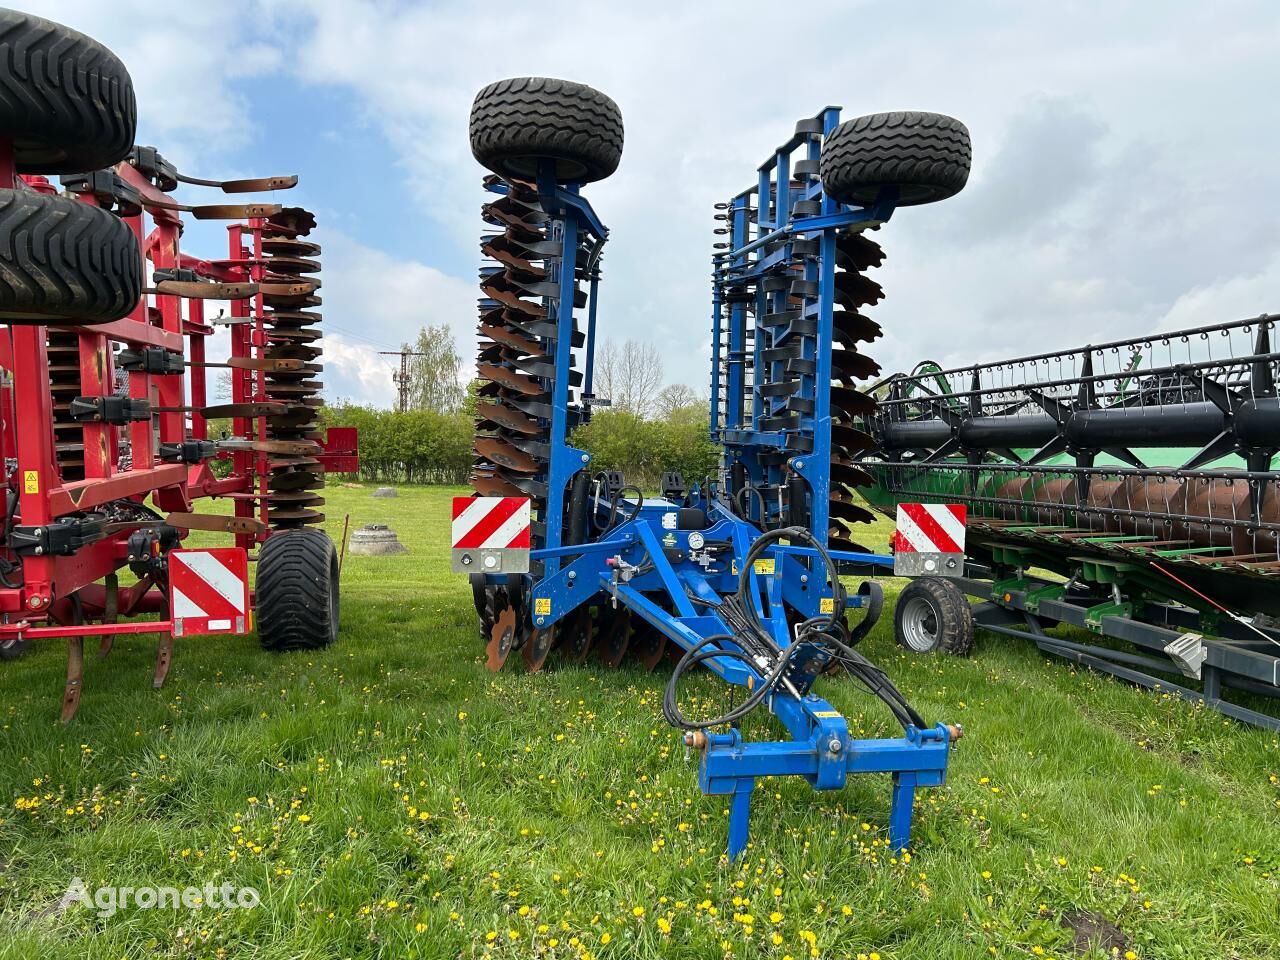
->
[168,548,251,637]
[893,503,967,577]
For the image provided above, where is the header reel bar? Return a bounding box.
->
[858,317,1280,728]
[460,80,971,858]
[710,112,970,552]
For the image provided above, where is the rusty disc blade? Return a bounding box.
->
[830,498,876,525]
[831,349,881,382]
[487,606,517,671]
[263,255,321,275]
[561,607,596,663]
[522,623,557,672]
[597,609,631,668]
[479,322,547,357]
[263,237,321,257]
[477,362,545,397]
[632,622,668,672]
[473,436,542,474]
[268,508,325,524]
[476,401,541,436]
[829,532,873,553]
[836,233,885,270]
[470,472,526,498]
[268,471,324,491]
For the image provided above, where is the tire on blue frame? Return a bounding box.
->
[820,111,971,207]
[469,77,624,184]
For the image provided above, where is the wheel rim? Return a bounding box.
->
[900,596,940,652]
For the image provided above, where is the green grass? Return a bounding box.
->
[0,484,1276,959]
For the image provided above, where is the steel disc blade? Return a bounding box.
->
[486,606,517,671]
[522,624,557,672]
[597,609,631,668]
[560,607,596,663]
[473,436,542,473]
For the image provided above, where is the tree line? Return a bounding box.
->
[321,327,719,486]
[320,402,719,488]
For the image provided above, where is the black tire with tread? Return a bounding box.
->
[470,77,623,184]
[821,111,970,207]
[0,188,141,323]
[894,577,975,656]
[0,9,137,174]
[256,529,340,652]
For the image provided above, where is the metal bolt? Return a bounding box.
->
[580,454,589,463]
[29,596,43,609]
[567,571,576,581]
[800,574,808,584]
[460,554,473,566]
[536,616,546,626]
[827,738,843,754]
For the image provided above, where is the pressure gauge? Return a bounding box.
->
[687,531,706,550]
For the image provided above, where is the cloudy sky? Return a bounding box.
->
[35,0,1280,407]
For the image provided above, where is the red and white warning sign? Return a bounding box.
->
[893,503,967,577]
[451,497,532,574]
[168,548,250,637]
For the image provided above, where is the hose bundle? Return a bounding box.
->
[663,526,925,732]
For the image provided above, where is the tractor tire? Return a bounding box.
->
[470,77,623,184]
[820,111,970,207]
[894,577,974,655]
[0,9,137,174]
[256,529,340,652]
[0,188,141,323]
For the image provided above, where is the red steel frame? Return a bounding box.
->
[0,150,346,647]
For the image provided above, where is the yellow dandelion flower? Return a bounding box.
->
[632,905,645,918]
[656,917,671,934]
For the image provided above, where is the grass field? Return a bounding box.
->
[0,484,1277,959]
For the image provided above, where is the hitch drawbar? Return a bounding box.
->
[686,704,962,860]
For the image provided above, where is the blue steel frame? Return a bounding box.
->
[709,107,896,538]
[487,143,955,860]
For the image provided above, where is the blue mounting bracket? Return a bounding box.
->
[693,715,955,860]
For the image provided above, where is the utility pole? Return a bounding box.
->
[378,349,428,413]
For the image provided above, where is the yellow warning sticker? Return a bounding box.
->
[23,471,38,494]
[731,560,738,575]
[534,597,551,616]
[820,597,835,614]
[753,558,775,575]
[813,710,841,718]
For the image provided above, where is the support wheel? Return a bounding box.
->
[821,111,971,207]
[0,9,137,173]
[894,577,974,656]
[470,77,624,183]
[256,529,340,651]
[0,190,142,323]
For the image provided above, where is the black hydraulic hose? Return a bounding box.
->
[601,485,644,534]
[664,524,927,733]
[734,485,766,526]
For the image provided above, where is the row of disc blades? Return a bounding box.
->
[720,188,885,550]
[826,230,886,551]
[470,175,591,670]
[477,588,678,675]
[253,207,327,530]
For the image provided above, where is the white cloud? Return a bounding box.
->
[26,1,280,163]
[307,231,478,406]
[274,0,1280,391]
